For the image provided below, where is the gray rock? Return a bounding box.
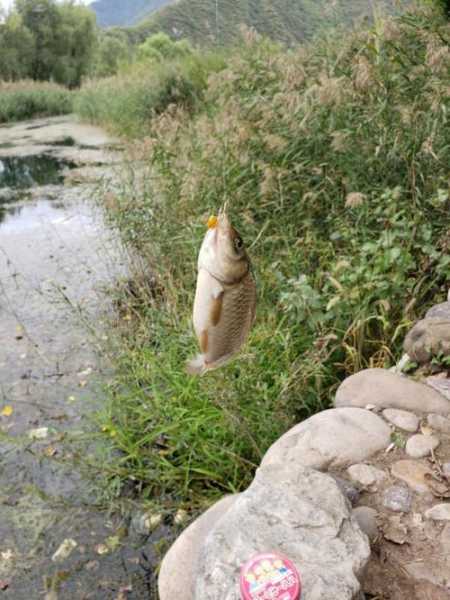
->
[427,413,450,433]
[404,318,450,364]
[352,507,379,542]
[383,515,408,544]
[404,561,450,588]
[347,464,387,489]
[443,462,450,478]
[335,369,450,415]
[332,476,361,506]
[194,464,370,600]
[159,495,238,600]
[391,460,432,494]
[382,408,419,432]
[426,377,450,402]
[261,407,391,471]
[383,485,412,513]
[426,301,450,320]
[425,504,450,521]
[405,434,439,459]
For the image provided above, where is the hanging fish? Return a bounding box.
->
[186,207,256,375]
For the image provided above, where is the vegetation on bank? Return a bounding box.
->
[97,8,450,507]
[0,81,72,123]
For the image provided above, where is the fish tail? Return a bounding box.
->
[185,354,207,376]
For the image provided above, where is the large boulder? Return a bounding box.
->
[261,407,390,471]
[403,318,450,364]
[159,495,239,600]
[426,301,450,320]
[335,369,450,415]
[194,464,370,600]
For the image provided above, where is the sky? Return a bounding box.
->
[1,0,93,11]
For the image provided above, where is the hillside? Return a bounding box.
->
[89,0,174,28]
[129,0,411,46]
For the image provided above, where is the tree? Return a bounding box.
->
[0,12,35,80]
[91,31,133,77]
[137,32,193,63]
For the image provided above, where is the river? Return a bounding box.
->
[0,117,162,599]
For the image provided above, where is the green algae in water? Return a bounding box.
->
[0,155,75,189]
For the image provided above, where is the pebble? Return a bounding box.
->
[405,434,439,458]
[28,427,49,440]
[383,485,412,513]
[391,460,432,494]
[383,515,408,544]
[425,504,450,521]
[131,512,163,535]
[382,408,419,432]
[442,462,450,478]
[352,506,379,542]
[427,413,450,434]
[174,509,188,526]
[347,464,387,489]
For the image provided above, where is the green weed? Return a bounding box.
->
[0,81,73,123]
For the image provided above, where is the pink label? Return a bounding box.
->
[240,552,301,600]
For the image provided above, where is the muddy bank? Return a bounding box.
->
[0,117,165,599]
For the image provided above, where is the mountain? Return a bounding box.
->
[89,0,174,28]
[128,0,411,46]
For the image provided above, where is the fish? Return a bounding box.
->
[186,207,257,376]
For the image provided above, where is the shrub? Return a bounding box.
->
[0,80,73,123]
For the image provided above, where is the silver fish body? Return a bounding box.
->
[186,212,256,375]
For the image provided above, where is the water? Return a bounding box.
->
[0,119,164,599]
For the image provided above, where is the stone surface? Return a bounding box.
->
[347,464,387,489]
[440,523,450,553]
[194,464,370,600]
[383,486,412,513]
[404,562,450,588]
[261,407,391,471]
[382,408,419,432]
[333,476,361,506]
[425,504,450,521]
[443,463,450,478]
[405,434,439,459]
[158,495,238,600]
[404,318,450,364]
[426,377,450,402]
[383,515,408,545]
[427,413,450,434]
[391,460,432,494]
[426,301,450,320]
[353,507,379,542]
[335,369,450,415]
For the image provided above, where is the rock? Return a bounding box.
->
[159,495,238,600]
[440,523,450,553]
[347,464,387,489]
[383,485,412,513]
[425,504,450,521]
[335,369,450,415]
[427,413,450,433]
[383,515,408,544]
[443,463,450,478]
[404,562,450,588]
[426,377,450,402]
[131,512,163,535]
[391,460,432,494]
[382,408,419,432]
[332,476,361,506]
[426,301,450,320]
[261,407,391,471]
[352,507,379,542]
[405,434,439,459]
[194,464,370,600]
[404,318,450,363]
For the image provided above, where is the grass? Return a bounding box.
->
[74,51,226,137]
[97,6,450,509]
[0,81,73,124]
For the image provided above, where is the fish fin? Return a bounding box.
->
[209,291,224,326]
[186,354,207,376]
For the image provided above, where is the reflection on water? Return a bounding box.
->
[0,198,69,233]
[0,154,76,188]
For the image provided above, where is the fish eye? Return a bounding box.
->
[234,237,244,251]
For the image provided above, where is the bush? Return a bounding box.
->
[0,81,73,123]
[99,9,450,505]
[74,51,226,137]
